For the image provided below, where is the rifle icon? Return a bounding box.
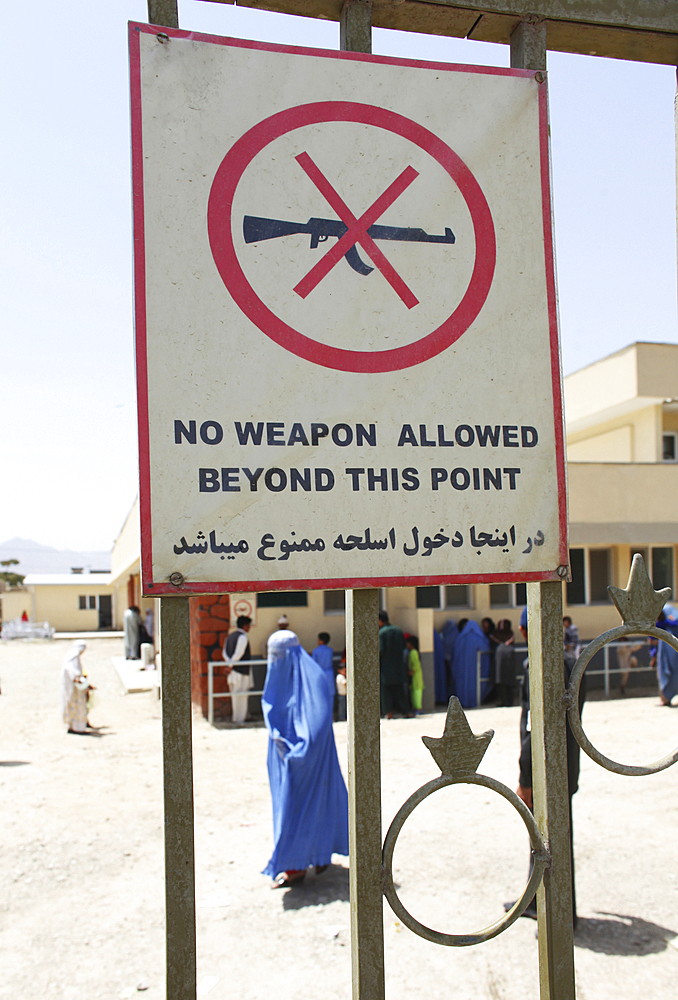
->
[243,216,455,276]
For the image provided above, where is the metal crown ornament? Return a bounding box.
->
[422,698,494,777]
[608,552,671,630]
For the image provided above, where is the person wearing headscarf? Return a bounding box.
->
[451,619,491,708]
[262,629,349,888]
[440,620,459,700]
[406,634,424,713]
[491,618,518,707]
[61,641,94,733]
[124,605,142,660]
[656,604,678,705]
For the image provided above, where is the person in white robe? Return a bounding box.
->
[61,641,94,733]
[124,606,141,659]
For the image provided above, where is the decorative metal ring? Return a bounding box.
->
[382,773,549,947]
[567,624,678,776]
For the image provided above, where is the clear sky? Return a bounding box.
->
[1,0,676,552]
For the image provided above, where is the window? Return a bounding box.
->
[79,595,98,610]
[489,583,527,608]
[78,595,87,610]
[415,587,440,609]
[652,547,674,595]
[88,595,96,610]
[663,433,677,461]
[415,586,470,610]
[566,549,586,605]
[589,549,612,603]
[324,590,345,614]
[565,548,612,605]
[445,586,470,608]
[257,591,308,608]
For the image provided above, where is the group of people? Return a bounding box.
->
[123,605,154,661]
[221,615,346,724]
[378,611,424,718]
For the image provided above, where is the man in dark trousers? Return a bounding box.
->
[510,606,585,926]
[378,611,410,718]
[223,615,253,724]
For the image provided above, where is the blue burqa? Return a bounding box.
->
[451,620,491,708]
[657,604,678,702]
[434,629,447,703]
[262,631,349,877]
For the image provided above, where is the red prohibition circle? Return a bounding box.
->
[207,102,496,373]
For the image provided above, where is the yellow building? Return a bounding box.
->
[2,573,114,632]
[6,342,675,646]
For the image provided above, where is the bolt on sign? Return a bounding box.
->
[129,22,567,595]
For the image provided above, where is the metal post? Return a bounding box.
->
[208,658,214,726]
[159,597,196,1000]
[346,588,384,1000]
[148,0,178,27]
[604,644,610,698]
[340,0,372,53]
[339,11,382,1000]
[476,649,482,708]
[526,582,576,1000]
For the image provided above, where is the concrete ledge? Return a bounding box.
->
[112,656,160,694]
[54,631,124,640]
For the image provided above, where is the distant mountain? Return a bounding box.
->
[0,537,111,576]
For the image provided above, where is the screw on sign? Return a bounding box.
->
[207,101,496,373]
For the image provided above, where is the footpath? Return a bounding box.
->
[0,637,677,1000]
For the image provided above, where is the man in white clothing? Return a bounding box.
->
[223,615,253,724]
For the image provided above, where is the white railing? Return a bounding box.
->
[1,619,54,641]
[207,653,343,725]
[474,638,657,705]
[207,657,268,726]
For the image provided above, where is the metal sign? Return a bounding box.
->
[130,23,567,595]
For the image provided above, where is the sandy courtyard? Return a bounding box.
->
[1,636,677,999]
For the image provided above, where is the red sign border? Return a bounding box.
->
[129,23,568,596]
[208,101,496,373]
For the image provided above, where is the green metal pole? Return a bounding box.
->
[159,596,196,1000]
[345,587,384,1000]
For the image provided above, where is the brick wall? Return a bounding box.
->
[189,595,231,718]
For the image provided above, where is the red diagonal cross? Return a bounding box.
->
[293,151,420,309]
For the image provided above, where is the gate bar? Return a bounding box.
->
[513,23,576,1000]
[526,580,577,1000]
[159,596,197,1000]
[346,587,384,1000]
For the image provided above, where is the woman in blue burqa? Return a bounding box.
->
[656,604,678,706]
[451,619,491,708]
[262,629,349,888]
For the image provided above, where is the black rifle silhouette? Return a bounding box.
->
[243,215,455,276]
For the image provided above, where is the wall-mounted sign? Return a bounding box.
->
[130,23,566,595]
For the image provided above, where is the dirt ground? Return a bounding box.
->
[1,636,677,1000]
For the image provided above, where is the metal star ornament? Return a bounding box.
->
[422,697,494,778]
[608,553,671,630]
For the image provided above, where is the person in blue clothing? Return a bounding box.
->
[262,629,349,889]
[312,632,334,673]
[451,619,491,707]
[656,604,678,705]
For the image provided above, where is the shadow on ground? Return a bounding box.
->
[0,760,31,767]
[575,912,677,955]
[281,864,350,909]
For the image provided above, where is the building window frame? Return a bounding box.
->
[489,583,527,609]
[662,432,677,462]
[415,585,472,610]
[566,547,614,606]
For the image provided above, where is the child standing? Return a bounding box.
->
[406,635,424,714]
